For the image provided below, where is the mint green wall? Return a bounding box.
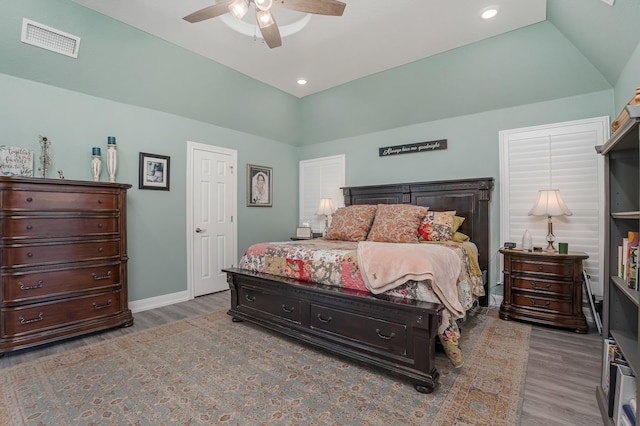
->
[297,90,613,290]
[0,0,301,145]
[0,74,297,301]
[297,22,611,146]
[614,40,640,112]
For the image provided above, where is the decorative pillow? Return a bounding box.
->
[453,231,470,243]
[324,205,377,242]
[418,210,456,242]
[366,204,428,243]
[453,216,465,233]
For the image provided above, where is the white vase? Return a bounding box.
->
[91,155,102,182]
[522,229,532,251]
[106,144,117,182]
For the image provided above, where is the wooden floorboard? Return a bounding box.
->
[0,291,603,424]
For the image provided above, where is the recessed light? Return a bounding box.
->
[481,7,498,19]
[297,78,307,85]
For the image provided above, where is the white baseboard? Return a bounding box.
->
[129,290,190,313]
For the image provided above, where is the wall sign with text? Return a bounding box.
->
[379,139,447,157]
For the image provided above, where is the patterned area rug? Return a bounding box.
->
[0,307,530,425]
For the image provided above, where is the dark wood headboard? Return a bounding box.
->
[342,177,494,306]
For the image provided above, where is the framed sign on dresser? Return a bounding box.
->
[0,177,133,356]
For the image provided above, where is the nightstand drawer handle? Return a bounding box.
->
[245,294,256,302]
[18,280,44,290]
[281,304,295,313]
[530,299,550,309]
[376,329,396,340]
[538,266,544,271]
[19,312,43,325]
[26,224,33,230]
[530,281,551,290]
[92,299,112,310]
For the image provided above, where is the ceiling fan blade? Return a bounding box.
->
[274,0,346,16]
[183,0,235,23]
[258,18,282,49]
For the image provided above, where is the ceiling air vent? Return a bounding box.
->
[21,18,80,58]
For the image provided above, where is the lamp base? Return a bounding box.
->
[544,216,557,252]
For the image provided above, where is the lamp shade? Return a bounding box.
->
[528,189,573,217]
[316,198,335,216]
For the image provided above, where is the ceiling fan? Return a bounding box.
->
[183,0,346,49]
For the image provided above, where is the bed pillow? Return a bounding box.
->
[452,215,465,233]
[366,204,428,243]
[418,210,456,242]
[453,231,470,243]
[324,205,377,242]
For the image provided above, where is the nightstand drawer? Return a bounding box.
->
[512,277,572,296]
[512,294,572,314]
[511,259,573,278]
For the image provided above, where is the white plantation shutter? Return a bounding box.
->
[499,117,608,296]
[299,155,345,234]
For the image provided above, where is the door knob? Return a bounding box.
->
[195,227,206,233]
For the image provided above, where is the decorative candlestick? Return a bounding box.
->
[106,136,117,183]
[91,147,102,182]
[38,135,52,178]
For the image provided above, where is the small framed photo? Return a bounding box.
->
[296,227,312,239]
[247,164,272,207]
[139,152,170,191]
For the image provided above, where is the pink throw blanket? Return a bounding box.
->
[357,241,465,318]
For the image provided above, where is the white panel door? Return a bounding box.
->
[190,144,236,297]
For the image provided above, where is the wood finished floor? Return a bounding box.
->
[0,291,603,425]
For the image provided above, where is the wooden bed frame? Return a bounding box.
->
[224,177,494,393]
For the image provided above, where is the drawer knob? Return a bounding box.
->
[530,299,550,309]
[245,294,256,302]
[316,313,333,323]
[538,266,544,271]
[19,312,43,325]
[26,197,33,203]
[530,281,551,290]
[98,247,103,253]
[376,329,396,340]
[98,223,103,229]
[92,299,112,310]
[98,199,104,204]
[26,252,33,258]
[26,224,33,230]
[18,280,44,290]
[92,271,112,281]
[281,304,295,313]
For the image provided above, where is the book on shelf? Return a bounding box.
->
[627,232,639,288]
[623,402,637,426]
[622,238,629,279]
[614,365,637,426]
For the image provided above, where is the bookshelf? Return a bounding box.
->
[596,116,640,425]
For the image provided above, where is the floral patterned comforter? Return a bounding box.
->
[238,239,483,367]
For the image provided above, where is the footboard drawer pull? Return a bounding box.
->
[376,329,396,340]
[92,299,112,310]
[18,280,44,290]
[19,312,44,325]
[282,304,295,313]
[92,271,112,281]
[530,299,550,309]
[316,313,333,323]
[245,294,256,302]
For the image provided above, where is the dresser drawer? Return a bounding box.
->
[512,293,572,315]
[0,291,122,337]
[3,217,118,239]
[511,259,573,278]
[2,190,118,211]
[238,285,302,324]
[2,240,120,267]
[310,303,407,355]
[512,277,572,296]
[2,264,120,304]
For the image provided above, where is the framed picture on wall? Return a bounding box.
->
[139,152,170,191]
[247,164,272,207]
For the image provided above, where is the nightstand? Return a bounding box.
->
[499,249,589,333]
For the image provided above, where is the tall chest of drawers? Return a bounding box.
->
[0,177,133,355]
[499,249,589,333]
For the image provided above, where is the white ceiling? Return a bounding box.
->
[73,0,546,98]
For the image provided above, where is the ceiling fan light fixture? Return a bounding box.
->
[255,0,273,12]
[257,9,275,28]
[229,0,249,19]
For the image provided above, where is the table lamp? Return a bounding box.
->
[317,198,335,236]
[528,189,572,252]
